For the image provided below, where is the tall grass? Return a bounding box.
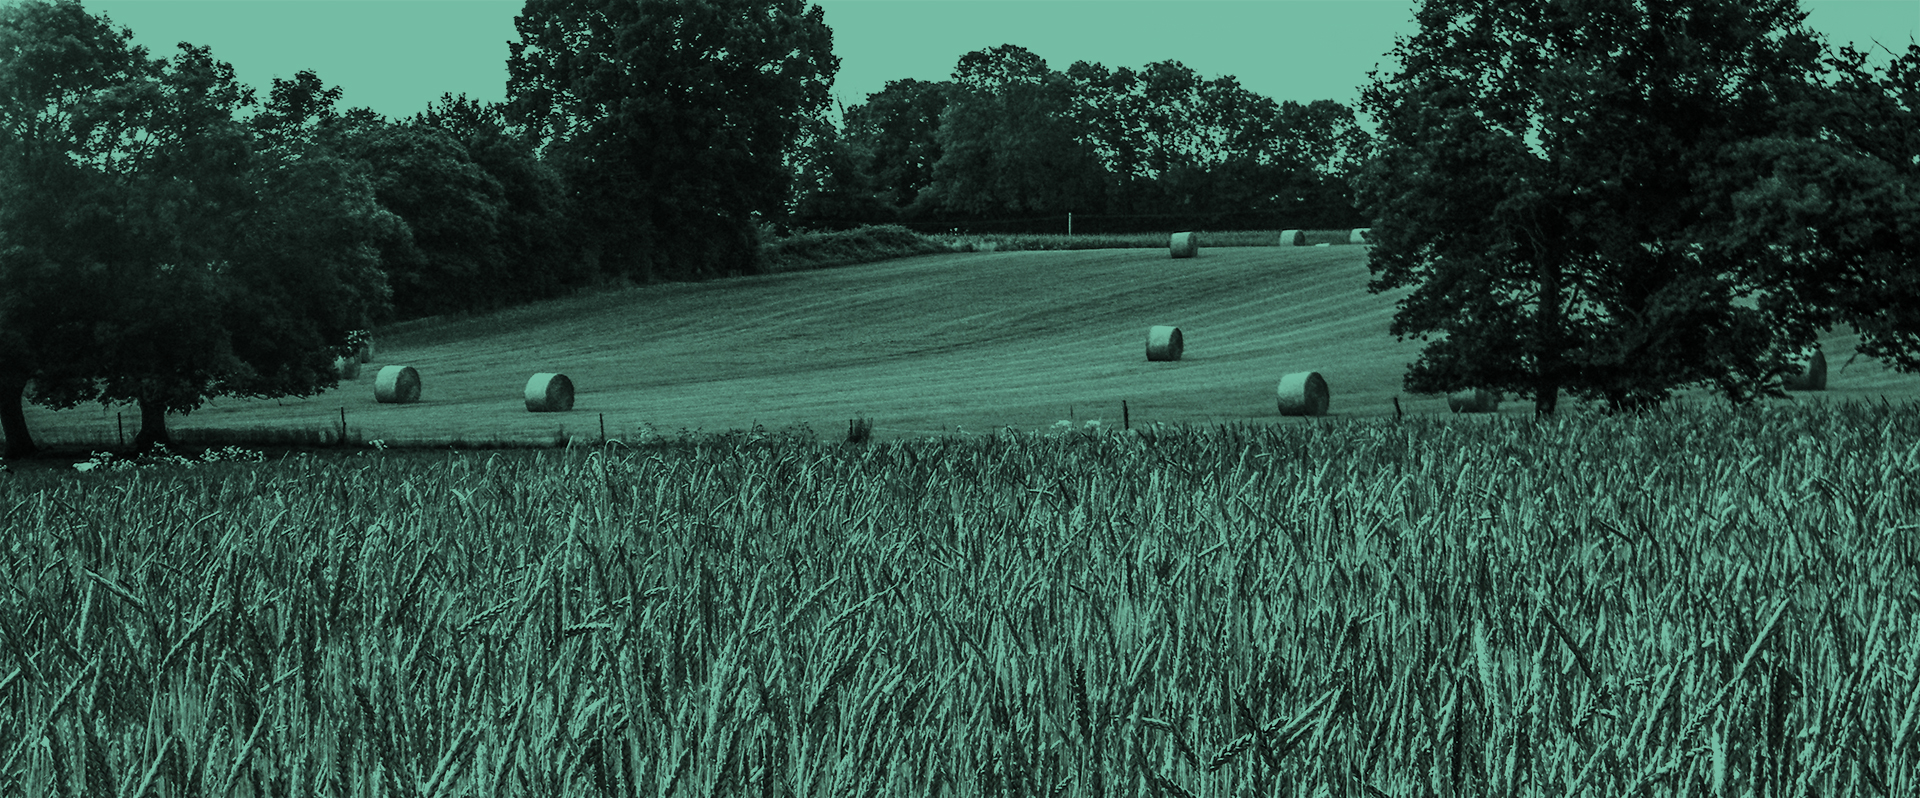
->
[762,225,954,273]
[1,400,1915,796]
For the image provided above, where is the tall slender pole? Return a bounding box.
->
[1068,212,1072,237]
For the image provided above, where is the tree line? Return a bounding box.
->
[1,0,1916,458]
[788,44,1371,233]
[0,0,835,455]
[1358,0,1918,413]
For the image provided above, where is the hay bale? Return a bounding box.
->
[1278,229,1305,246]
[358,340,374,363]
[334,356,361,380]
[524,372,575,412]
[373,365,421,404]
[1146,325,1184,361]
[1784,348,1826,391]
[1276,371,1330,416]
[1314,243,1331,247]
[1447,388,1501,413]
[1349,228,1372,245]
[1170,232,1199,259]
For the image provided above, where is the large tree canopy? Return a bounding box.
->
[918,44,1106,218]
[0,0,392,454]
[1358,0,1834,414]
[0,0,155,457]
[249,74,589,321]
[411,92,587,313]
[842,79,951,212]
[505,0,838,281]
[1695,42,1920,373]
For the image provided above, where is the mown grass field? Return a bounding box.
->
[22,239,1920,452]
[1,401,1916,796]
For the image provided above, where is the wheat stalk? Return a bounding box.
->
[421,726,479,798]
[1205,732,1255,772]
[783,577,842,632]
[218,702,270,797]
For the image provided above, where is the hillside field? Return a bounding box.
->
[6,245,1919,796]
[23,245,1920,448]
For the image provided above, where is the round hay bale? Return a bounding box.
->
[524,372,575,412]
[1146,326,1184,361]
[1276,371,1330,416]
[334,356,361,380]
[1278,229,1305,246]
[1784,348,1826,391]
[373,365,421,404]
[1349,228,1372,245]
[358,340,374,363]
[1447,388,1501,413]
[1314,243,1332,247]
[1169,232,1199,259]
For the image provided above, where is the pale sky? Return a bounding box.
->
[76,0,1920,125]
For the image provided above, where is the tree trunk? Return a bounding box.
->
[1534,244,1564,416]
[0,371,38,460]
[133,396,171,452]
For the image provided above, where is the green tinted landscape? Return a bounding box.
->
[5,0,1918,793]
[22,242,1920,452]
[3,399,1916,795]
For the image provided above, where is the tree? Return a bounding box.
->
[1063,61,1150,212]
[255,80,584,320]
[247,68,344,150]
[0,0,160,458]
[918,45,1106,218]
[0,2,391,453]
[843,79,953,211]
[1062,57,1365,226]
[1267,99,1371,229]
[505,0,838,281]
[1694,42,1920,372]
[343,122,511,317]
[1357,0,1830,414]
[785,102,894,228]
[413,92,588,305]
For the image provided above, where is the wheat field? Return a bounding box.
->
[1,399,1916,796]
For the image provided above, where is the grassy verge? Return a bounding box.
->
[3,400,1914,795]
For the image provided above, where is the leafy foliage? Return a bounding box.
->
[504,0,839,281]
[1695,42,1920,372]
[0,0,391,453]
[920,45,1106,218]
[832,46,1369,231]
[842,78,953,211]
[1357,0,1833,413]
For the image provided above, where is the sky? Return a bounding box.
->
[78,0,1920,126]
